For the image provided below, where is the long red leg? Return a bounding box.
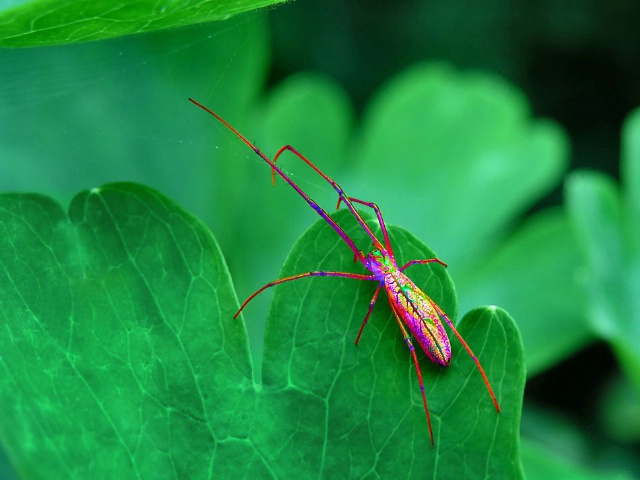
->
[272,145,385,252]
[400,258,447,271]
[338,196,394,257]
[189,99,366,263]
[389,300,435,445]
[431,302,501,413]
[398,258,498,413]
[234,271,377,319]
[354,284,383,345]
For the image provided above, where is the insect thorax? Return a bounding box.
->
[365,248,398,279]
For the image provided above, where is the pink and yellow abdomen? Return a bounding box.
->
[384,271,451,366]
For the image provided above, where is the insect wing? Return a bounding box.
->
[384,271,451,367]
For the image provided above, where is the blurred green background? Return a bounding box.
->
[1,0,640,478]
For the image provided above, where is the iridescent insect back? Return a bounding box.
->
[189,98,501,445]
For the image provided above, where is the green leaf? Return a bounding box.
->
[459,208,592,375]
[0,0,285,47]
[521,405,638,480]
[257,209,525,478]
[252,72,354,162]
[0,188,525,477]
[565,107,640,394]
[622,108,640,228]
[522,439,633,480]
[599,374,640,443]
[0,183,251,478]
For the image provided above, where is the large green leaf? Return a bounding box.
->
[257,209,525,477]
[0,183,249,478]
[0,0,285,47]
[0,185,524,477]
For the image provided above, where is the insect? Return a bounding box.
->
[189,98,500,445]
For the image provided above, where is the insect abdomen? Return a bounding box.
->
[385,273,451,366]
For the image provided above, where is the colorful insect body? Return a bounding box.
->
[189,98,501,445]
[365,249,452,366]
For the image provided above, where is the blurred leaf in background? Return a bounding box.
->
[566,108,640,394]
